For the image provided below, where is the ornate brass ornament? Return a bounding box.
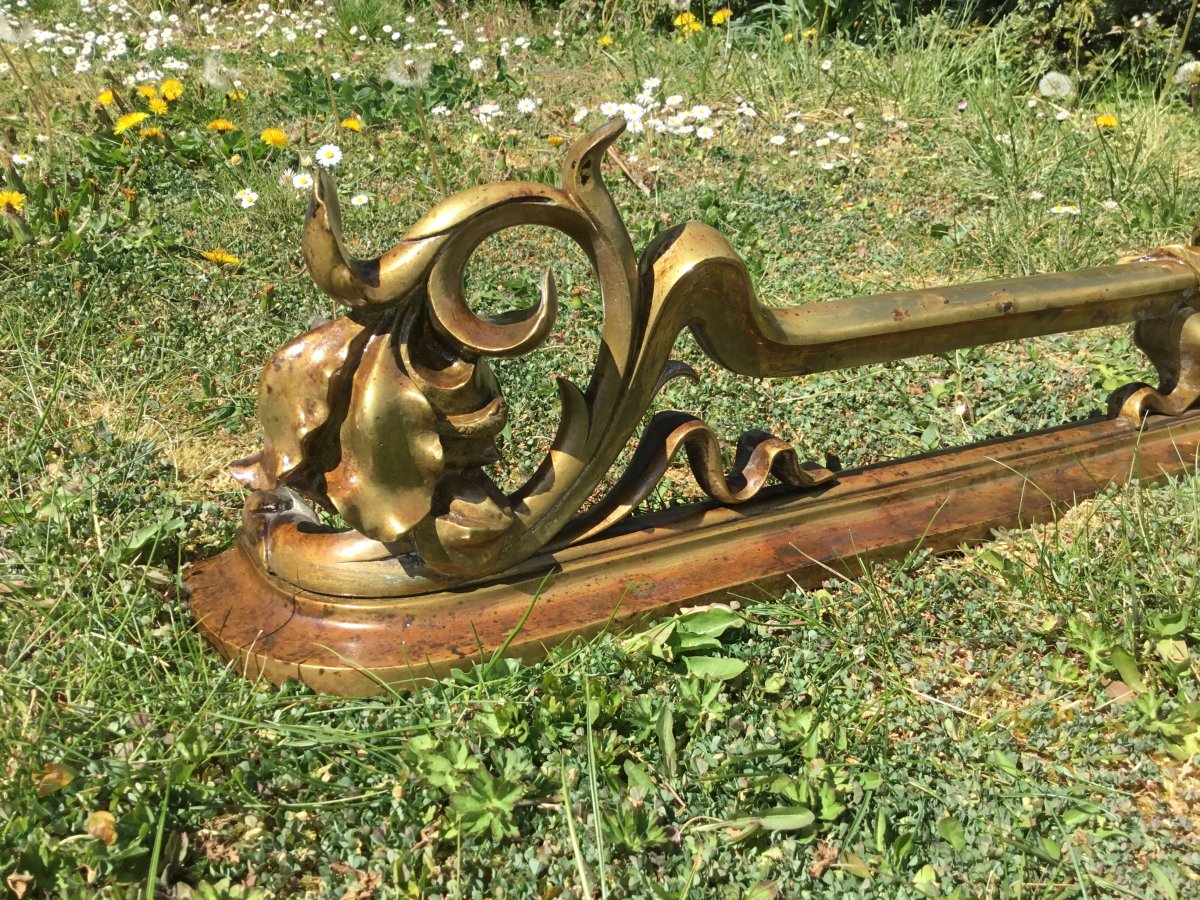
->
[187,120,1200,695]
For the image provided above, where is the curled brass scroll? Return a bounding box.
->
[231,119,1200,598]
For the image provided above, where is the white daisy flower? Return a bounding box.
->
[820,59,832,72]
[517,97,538,114]
[600,101,620,117]
[696,125,714,140]
[238,190,258,208]
[468,57,484,71]
[572,107,589,124]
[689,104,711,120]
[11,153,31,166]
[768,134,786,145]
[351,194,368,206]
[292,172,314,190]
[315,144,342,168]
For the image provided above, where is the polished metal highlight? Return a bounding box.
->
[186,119,1200,694]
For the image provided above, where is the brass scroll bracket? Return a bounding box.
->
[1110,244,1200,422]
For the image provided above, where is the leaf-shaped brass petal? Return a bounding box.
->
[231,315,368,490]
[325,329,444,542]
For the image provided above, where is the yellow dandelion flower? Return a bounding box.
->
[546,135,565,147]
[227,89,247,102]
[1095,113,1118,130]
[207,118,238,132]
[148,98,168,115]
[202,249,241,265]
[712,8,733,25]
[340,116,362,132]
[0,190,26,212]
[674,12,703,32]
[136,84,157,99]
[98,89,115,105]
[161,79,183,101]
[138,127,164,139]
[802,27,818,38]
[260,128,288,148]
[113,111,150,134]
[783,32,794,42]
[598,34,614,47]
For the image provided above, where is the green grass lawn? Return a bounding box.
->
[3,2,1200,896]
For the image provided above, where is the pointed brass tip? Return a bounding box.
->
[564,117,627,171]
[302,167,372,307]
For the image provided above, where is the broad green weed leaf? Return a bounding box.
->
[913,864,939,897]
[989,749,1020,779]
[710,806,814,842]
[937,815,966,852]
[1149,862,1180,900]
[623,760,654,795]
[1156,639,1189,665]
[1152,609,1189,637]
[683,655,747,681]
[657,705,676,777]
[676,608,744,638]
[673,633,723,653]
[1110,647,1146,693]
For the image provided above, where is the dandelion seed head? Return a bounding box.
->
[1175,60,1200,86]
[1038,71,1074,99]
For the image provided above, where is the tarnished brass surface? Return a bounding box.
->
[186,118,1200,691]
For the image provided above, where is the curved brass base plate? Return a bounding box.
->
[187,410,1200,696]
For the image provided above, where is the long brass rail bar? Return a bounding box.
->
[747,260,1196,374]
